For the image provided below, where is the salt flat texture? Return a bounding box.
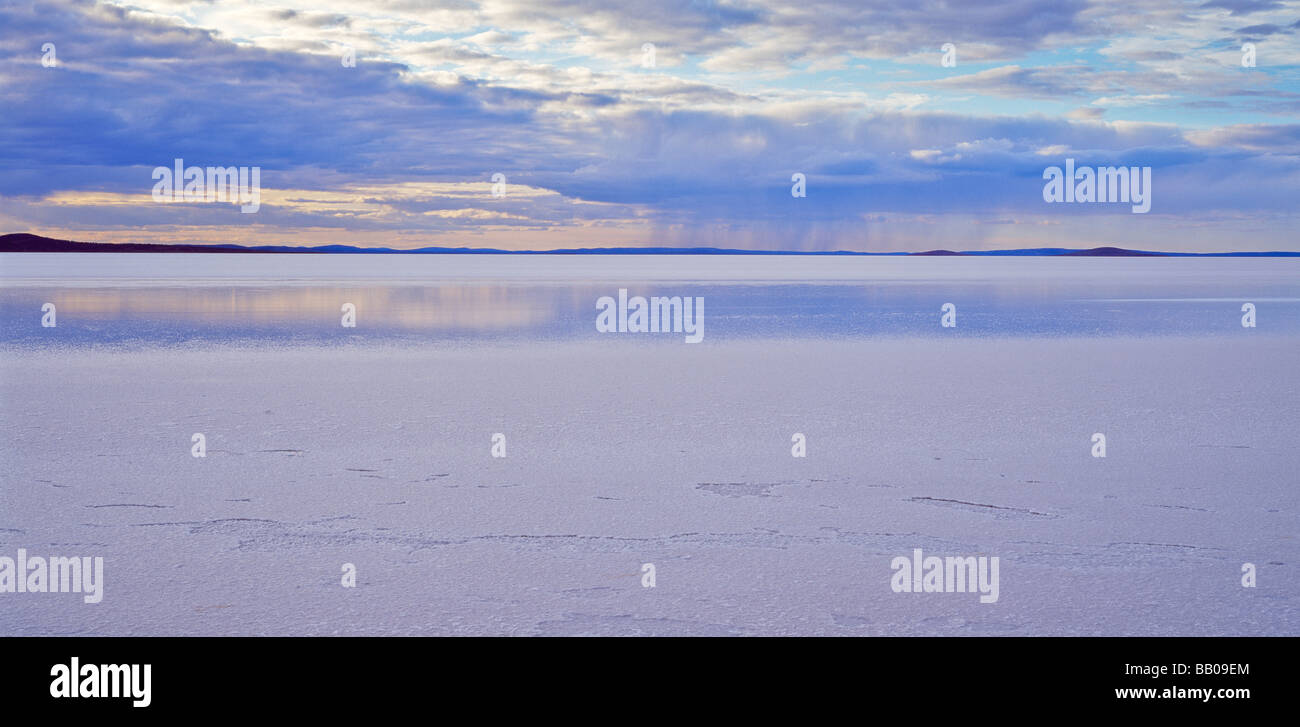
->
[1,337,1296,635]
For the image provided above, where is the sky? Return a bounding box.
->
[1,0,1298,252]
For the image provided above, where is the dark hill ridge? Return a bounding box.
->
[1064,246,1157,256]
[0,233,271,254]
[2,233,1296,257]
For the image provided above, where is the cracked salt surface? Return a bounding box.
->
[1,336,1297,635]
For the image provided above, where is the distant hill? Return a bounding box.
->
[2,233,1297,256]
[958,246,1159,257]
[0,233,275,254]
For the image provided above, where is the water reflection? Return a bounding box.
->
[2,255,1298,346]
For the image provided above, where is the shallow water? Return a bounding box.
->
[2,254,1297,345]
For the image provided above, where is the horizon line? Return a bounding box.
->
[2,233,1298,257]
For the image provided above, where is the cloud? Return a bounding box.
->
[1092,94,1173,106]
[1,0,1298,252]
[1185,123,1300,151]
[1198,0,1287,15]
[925,65,1104,99]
